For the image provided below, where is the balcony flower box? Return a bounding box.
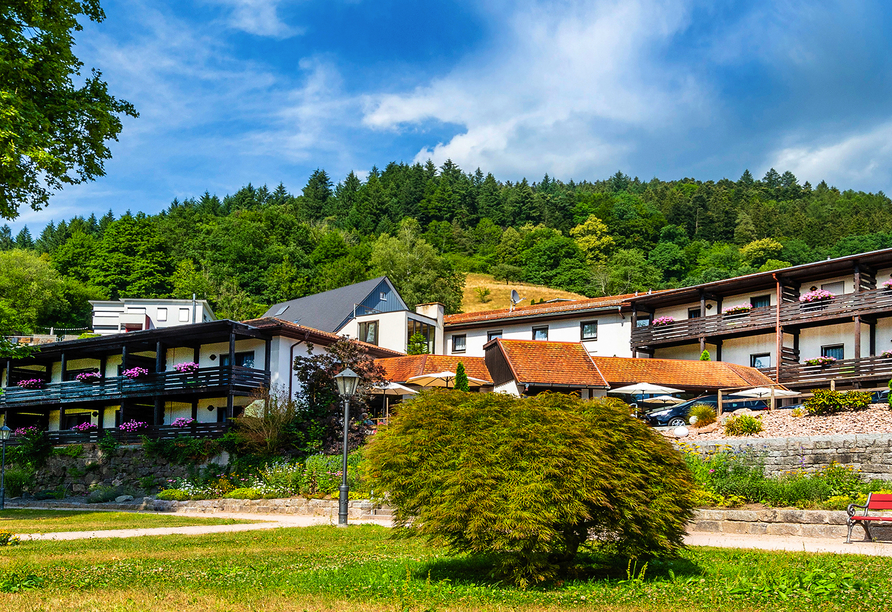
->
[122,367,150,380]
[75,372,102,383]
[71,422,97,433]
[805,356,838,367]
[882,279,892,290]
[722,303,752,317]
[17,378,44,390]
[119,420,148,433]
[882,350,892,359]
[171,417,195,428]
[651,316,675,327]
[174,362,200,374]
[799,289,835,303]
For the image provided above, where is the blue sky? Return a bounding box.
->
[10,0,892,233]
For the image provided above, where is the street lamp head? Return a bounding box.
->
[334,368,360,398]
[0,425,9,441]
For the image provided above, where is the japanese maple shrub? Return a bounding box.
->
[366,390,694,587]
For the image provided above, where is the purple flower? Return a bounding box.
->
[17,378,44,389]
[174,362,200,373]
[122,367,149,379]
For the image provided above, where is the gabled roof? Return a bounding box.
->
[261,277,406,333]
[243,317,404,358]
[489,339,609,388]
[444,294,636,328]
[374,354,493,384]
[591,356,777,391]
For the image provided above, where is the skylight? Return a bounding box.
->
[274,305,289,316]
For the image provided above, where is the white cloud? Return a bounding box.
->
[206,0,302,38]
[767,121,892,190]
[362,0,707,177]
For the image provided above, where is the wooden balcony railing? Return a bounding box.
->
[764,355,892,386]
[45,422,229,445]
[0,366,269,407]
[632,287,892,347]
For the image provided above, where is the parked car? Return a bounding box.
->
[643,395,769,427]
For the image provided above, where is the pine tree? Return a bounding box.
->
[699,350,711,361]
[454,362,470,391]
[15,226,33,249]
[407,332,429,355]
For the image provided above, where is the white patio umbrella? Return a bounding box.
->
[372,382,417,423]
[642,394,684,405]
[730,387,799,399]
[406,371,489,389]
[608,383,684,395]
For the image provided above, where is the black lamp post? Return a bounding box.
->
[0,425,10,510]
[334,367,360,527]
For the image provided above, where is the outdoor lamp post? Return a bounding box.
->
[334,368,360,527]
[0,425,10,511]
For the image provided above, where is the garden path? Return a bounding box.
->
[13,510,393,542]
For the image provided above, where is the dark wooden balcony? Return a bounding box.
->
[0,366,269,408]
[632,287,892,348]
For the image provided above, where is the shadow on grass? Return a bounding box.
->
[413,551,704,588]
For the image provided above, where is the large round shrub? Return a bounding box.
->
[366,391,694,586]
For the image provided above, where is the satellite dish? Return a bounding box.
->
[510,290,525,310]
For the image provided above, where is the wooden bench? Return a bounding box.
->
[847,493,892,543]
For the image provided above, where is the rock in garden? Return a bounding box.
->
[115,495,134,503]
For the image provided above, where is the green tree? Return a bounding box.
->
[454,362,470,391]
[699,350,711,361]
[406,332,429,355]
[570,214,614,264]
[370,219,464,313]
[741,238,784,267]
[88,214,173,298]
[1,0,138,219]
[367,391,694,586]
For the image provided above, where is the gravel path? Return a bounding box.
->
[685,405,892,441]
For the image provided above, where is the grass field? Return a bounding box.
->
[0,510,254,534]
[0,524,888,611]
[462,273,587,313]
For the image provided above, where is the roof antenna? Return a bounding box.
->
[510,289,525,311]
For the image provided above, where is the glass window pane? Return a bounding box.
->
[751,295,771,308]
[581,321,597,340]
[751,354,771,368]
[533,327,548,341]
[452,335,466,352]
[822,345,844,360]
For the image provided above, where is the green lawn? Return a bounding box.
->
[0,525,888,611]
[0,510,255,534]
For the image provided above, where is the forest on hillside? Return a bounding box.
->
[3,162,892,335]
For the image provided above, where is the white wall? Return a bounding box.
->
[340,310,438,354]
[92,300,215,336]
[445,312,632,357]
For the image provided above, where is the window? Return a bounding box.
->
[379,291,387,301]
[407,319,434,353]
[452,335,466,353]
[822,344,844,360]
[581,321,598,341]
[358,321,379,345]
[750,353,771,369]
[273,305,289,316]
[487,330,502,342]
[220,351,255,368]
[178,308,190,322]
[751,295,771,309]
[822,281,845,295]
[688,308,701,319]
[636,316,651,328]
[532,326,548,341]
[157,308,168,322]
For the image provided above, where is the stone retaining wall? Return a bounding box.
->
[28,444,225,495]
[149,497,391,521]
[690,508,853,539]
[678,434,892,480]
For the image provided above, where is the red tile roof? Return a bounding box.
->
[492,339,609,387]
[243,317,405,358]
[444,294,636,326]
[375,354,493,384]
[591,356,778,391]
